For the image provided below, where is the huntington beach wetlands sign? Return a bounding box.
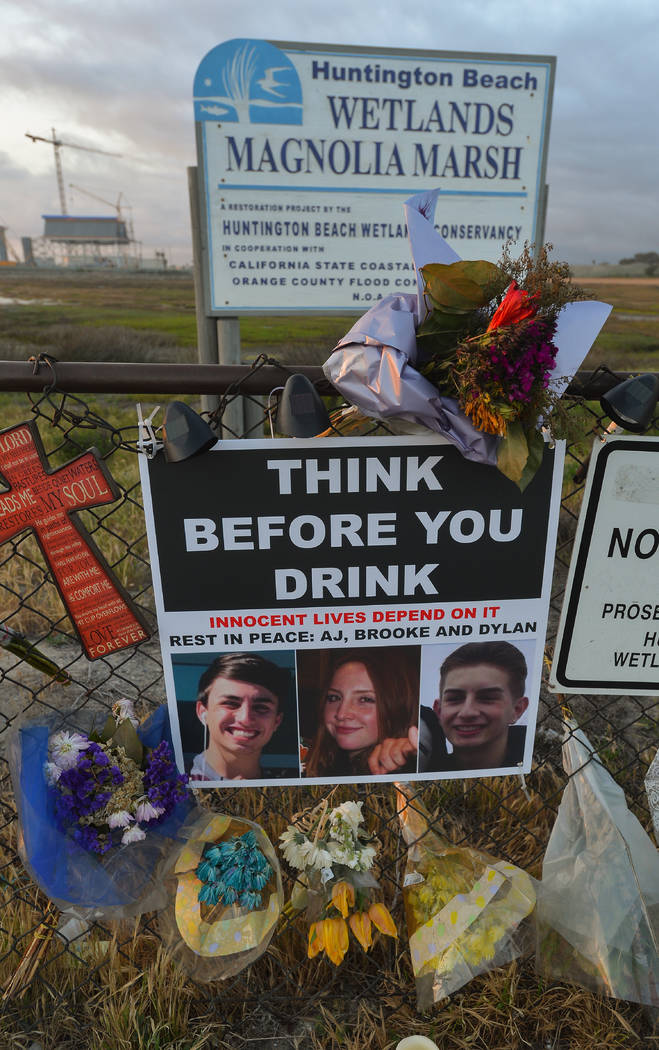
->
[141,436,564,787]
[194,39,555,313]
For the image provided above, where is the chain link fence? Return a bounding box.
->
[0,363,656,1049]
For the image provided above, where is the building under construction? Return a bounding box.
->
[35,213,140,268]
[21,129,167,270]
[20,214,164,269]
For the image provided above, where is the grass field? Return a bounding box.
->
[1,267,657,372]
[0,268,356,366]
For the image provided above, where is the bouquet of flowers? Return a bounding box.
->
[45,698,188,854]
[196,829,273,910]
[324,190,612,486]
[396,784,536,1009]
[157,812,283,981]
[416,248,573,473]
[10,701,195,919]
[280,798,397,965]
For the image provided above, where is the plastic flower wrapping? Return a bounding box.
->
[157,812,283,981]
[324,189,612,485]
[280,798,397,966]
[536,721,659,1006]
[645,748,659,841]
[396,784,536,1010]
[9,701,196,920]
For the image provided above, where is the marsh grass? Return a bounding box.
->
[1,269,657,369]
[0,268,356,365]
[0,323,196,364]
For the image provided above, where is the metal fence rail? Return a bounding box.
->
[0,362,656,1049]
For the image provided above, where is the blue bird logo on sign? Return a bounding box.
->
[194,39,303,126]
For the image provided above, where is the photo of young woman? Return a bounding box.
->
[297,646,421,778]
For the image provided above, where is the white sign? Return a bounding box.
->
[551,436,659,694]
[194,39,555,313]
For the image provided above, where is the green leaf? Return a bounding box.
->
[517,427,546,491]
[111,717,143,765]
[421,260,501,313]
[416,309,466,338]
[416,308,474,367]
[97,714,117,743]
[497,402,518,420]
[456,259,503,287]
[496,421,529,485]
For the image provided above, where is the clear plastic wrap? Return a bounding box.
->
[645,748,659,841]
[9,704,197,920]
[537,721,659,1005]
[396,784,536,1009]
[157,811,283,981]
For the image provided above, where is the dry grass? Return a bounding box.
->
[0,768,655,1048]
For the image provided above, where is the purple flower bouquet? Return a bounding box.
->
[10,701,197,920]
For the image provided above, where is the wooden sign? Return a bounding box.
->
[0,420,149,660]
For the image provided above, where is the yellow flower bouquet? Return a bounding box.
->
[280,797,397,966]
[396,784,536,1008]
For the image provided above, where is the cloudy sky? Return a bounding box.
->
[2,0,657,266]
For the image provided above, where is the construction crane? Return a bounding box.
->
[25,128,122,215]
[68,183,134,240]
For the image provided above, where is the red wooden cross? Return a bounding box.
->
[0,420,149,660]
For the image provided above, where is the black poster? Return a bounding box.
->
[141,436,563,788]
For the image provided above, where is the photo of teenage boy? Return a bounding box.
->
[186,652,299,782]
[368,641,530,775]
[425,641,529,771]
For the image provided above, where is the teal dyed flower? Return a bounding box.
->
[199,883,221,906]
[196,831,273,912]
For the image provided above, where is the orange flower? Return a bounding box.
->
[487,280,538,331]
[349,910,373,952]
[367,902,398,939]
[323,916,350,966]
[308,921,325,959]
[331,880,355,918]
[464,397,507,436]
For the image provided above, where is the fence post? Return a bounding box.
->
[188,166,219,416]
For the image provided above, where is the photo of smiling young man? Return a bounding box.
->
[418,640,533,773]
[173,651,299,782]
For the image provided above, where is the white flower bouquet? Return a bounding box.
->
[280,798,397,966]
